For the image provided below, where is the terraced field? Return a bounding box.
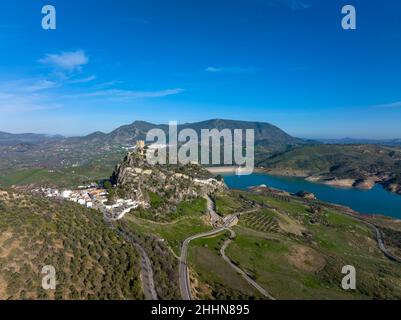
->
[241,209,279,233]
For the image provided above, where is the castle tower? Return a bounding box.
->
[136,140,145,155]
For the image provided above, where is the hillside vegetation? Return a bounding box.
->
[0,190,143,300]
[259,144,401,194]
[186,190,401,300]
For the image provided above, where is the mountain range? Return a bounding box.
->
[316,138,401,145]
[1,119,401,196]
[0,119,307,147]
[0,119,311,172]
[0,131,64,146]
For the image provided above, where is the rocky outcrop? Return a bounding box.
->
[353,178,376,190]
[295,191,316,200]
[110,150,227,210]
[382,178,401,195]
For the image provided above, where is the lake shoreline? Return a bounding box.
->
[208,167,401,218]
[206,166,401,196]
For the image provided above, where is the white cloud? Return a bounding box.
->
[268,0,311,10]
[372,101,401,109]
[205,66,258,74]
[23,80,57,92]
[0,92,61,113]
[205,67,221,73]
[69,75,97,84]
[0,49,183,113]
[0,79,62,113]
[0,79,57,93]
[93,80,120,89]
[40,50,89,72]
[65,88,184,100]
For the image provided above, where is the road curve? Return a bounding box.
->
[179,212,252,300]
[179,227,227,300]
[220,229,276,300]
[339,210,401,264]
[132,241,159,300]
[373,224,401,263]
[103,213,158,300]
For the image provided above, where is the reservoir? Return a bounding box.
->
[223,173,401,219]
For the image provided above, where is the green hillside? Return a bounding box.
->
[186,190,401,300]
[0,190,143,300]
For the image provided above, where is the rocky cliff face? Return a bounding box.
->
[110,150,226,210]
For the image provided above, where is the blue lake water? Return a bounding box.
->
[223,173,401,219]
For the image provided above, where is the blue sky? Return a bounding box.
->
[0,0,401,138]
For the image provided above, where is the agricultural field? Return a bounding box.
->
[214,193,248,217]
[241,209,279,234]
[187,232,263,300]
[186,191,401,300]
[0,150,125,189]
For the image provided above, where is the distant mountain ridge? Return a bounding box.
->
[71,118,310,153]
[0,131,64,145]
[1,119,305,145]
[316,138,401,145]
[0,119,310,171]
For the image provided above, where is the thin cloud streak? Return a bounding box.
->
[371,101,401,109]
[64,88,185,100]
[0,92,62,113]
[205,66,258,74]
[68,76,97,84]
[267,0,311,10]
[1,48,184,113]
[39,50,89,72]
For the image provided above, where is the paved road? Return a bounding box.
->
[220,229,276,300]
[252,197,401,264]
[204,195,222,227]
[103,213,158,300]
[373,224,401,263]
[131,241,159,300]
[179,227,228,300]
[179,212,249,300]
[339,210,401,264]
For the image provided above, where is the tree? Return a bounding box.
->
[103,180,113,190]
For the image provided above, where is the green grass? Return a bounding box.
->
[220,191,401,299]
[132,197,207,222]
[0,165,114,188]
[124,198,210,255]
[214,194,245,216]
[241,209,279,233]
[188,232,263,299]
[225,227,361,299]
[240,192,310,217]
[0,149,125,188]
[148,191,164,208]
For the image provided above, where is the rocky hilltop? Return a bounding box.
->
[259,144,401,195]
[109,147,226,211]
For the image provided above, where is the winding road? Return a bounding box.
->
[179,226,229,300]
[179,196,270,300]
[220,229,276,300]
[369,222,401,263]
[336,208,401,264]
[103,211,158,300]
